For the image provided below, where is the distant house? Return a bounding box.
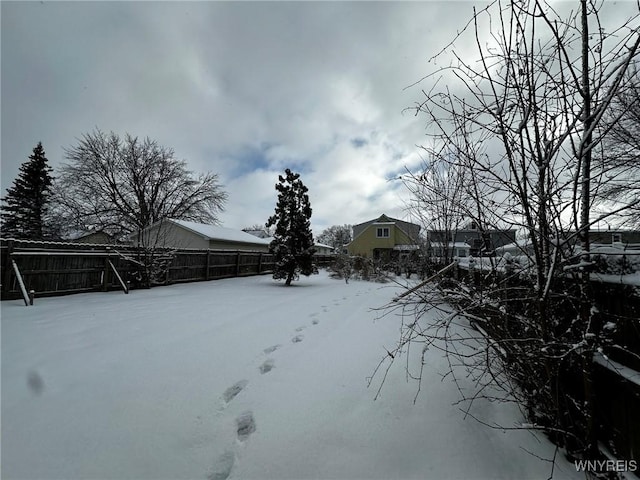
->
[314,242,335,255]
[245,228,334,255]
[429,241,472,259]
[428,222,517,258]
[67,230,116,245]
[131,219,272,251]
[242,228,271,239]
[503,229,640,253]
[589,229,640,248]
[347,214,421,261]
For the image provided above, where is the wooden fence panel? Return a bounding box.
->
[1,240,335,300]
[167,251,209,283]
[594,361,640,463]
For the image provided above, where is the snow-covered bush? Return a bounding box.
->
[329,255,390,283]
[329,253,353,283]
[591,249,640,275]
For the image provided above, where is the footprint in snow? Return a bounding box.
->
[236,411,256,441]
[311,319,319,325]
[27,370,45,396]
[259,359,275,374]
[223,380,248,404]
[295,325,306,332]
[209,451,235,480]
[263,344,281,354]
[291,334,304,343]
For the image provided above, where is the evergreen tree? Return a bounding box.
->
[266,169,317,286]
[1,142,54,239]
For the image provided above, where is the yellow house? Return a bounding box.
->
[347,214,421,261]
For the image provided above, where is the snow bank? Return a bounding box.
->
[594,353,640,387]
[1,271,580,479]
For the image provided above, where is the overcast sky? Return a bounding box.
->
[1,1,636,235]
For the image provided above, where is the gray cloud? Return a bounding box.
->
[5,1,633,234]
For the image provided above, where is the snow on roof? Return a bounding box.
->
[243,229,270,239]
[65,229,111,241]
[169,219,271,245]
[590,245,640,255]
[496,238,533,250]
[429,242,470,249]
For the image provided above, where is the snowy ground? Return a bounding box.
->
[2,270,582,480]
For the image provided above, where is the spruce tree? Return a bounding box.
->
[266,169,317,286]
[1,142,54,239]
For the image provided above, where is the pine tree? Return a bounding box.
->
[1,142,54,239]
[266,169,317,286]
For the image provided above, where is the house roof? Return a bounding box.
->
[65,229,113,241]
[167,219,271,245]
[243,229,270,239]
[353,213,420,230]
[350,213,421,244]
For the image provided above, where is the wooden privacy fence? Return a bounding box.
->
[439,259,640,468]
[0,239,335,301]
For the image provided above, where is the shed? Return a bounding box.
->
[132,219,272,251]
[314,242,336,255]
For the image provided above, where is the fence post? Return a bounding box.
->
[236,251,241,276]
[258,253,263,274]
[165,253,170,285]
[205,251,211,281]
[2,240,15,297]
[102,255,111,291]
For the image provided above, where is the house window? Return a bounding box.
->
[376,227,390,238]
[612,233,622,244]
[457,249,467,257]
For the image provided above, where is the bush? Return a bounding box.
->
[329,254,353,283]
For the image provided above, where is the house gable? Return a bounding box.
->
[348,214,421,258]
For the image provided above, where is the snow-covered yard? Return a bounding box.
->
[2,270,581,479]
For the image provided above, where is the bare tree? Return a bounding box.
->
[594,64,640,227]
[401,148,476,266]
[377,0,640,469]
[54,129,227,240]
[316,224,352,251]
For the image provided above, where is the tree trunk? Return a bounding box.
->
[579,0,597,459]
